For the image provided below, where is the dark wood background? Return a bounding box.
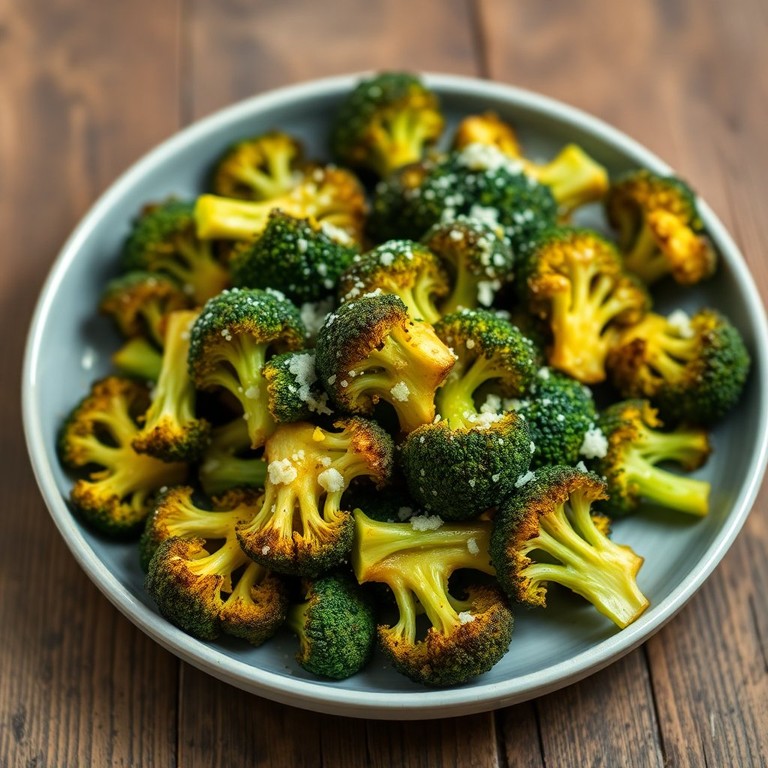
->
[1,1,766,765]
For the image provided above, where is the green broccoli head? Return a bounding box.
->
[211,131,305,201]
[422,217,515,314]
[330,72,444,178]
[188,288,306,449]
[605,169,716,285]
[367,162,431,242]
[236,418,394,577]
[606,308,751,425]
[315,293,456,434]
[122,200,230,304]
[594,399,711,517]
[231,211,358,303]
[520,227,649,384]
[352,510,513,686]
[263,351,333,424]
[287,574,377,679]
[490,465,649,628]
[195,166,367,246]
[338,239,449,324]
[57,377,187,537]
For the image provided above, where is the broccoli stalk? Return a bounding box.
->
[112,336,163,382]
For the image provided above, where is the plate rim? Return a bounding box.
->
[21,71,768,719]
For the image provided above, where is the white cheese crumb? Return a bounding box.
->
[465,339,476,350]
[575,461,588,473]
[580,425,608,459]
[262,545,271,555]
[397,506,414,521]
[244,385,260,400]
[476,279,501,307]
[379,250,395,267]
[480,394,502,414]
[390,381,411,402]
[318,467,345,493]
[467,537,480,555]
[268,458,297,485]
[530,441,536,454]
[515,470,536,488]
[537,367,551,380]
[458,611,476,624]
[667,309,695,339]
[456,142,524,174]
[410,514,444,531]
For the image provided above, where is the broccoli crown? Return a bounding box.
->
[338,239,449,324]
[231,210,358,303]
[434,309,540,428]
[57,377,187,537]
[606,169,716,285]
[514,369,596,469]
[607,309,751,425]
[236,418,394,577]
[521,227,649,384]
[132,310,211,463]
[195,166,367,246]
[594,399,711,517]
[211,131,304,201]
[188,288,306,449]
[315,293,455,434]
[400,413,533,520]
[263,351,333,423]
[99,271,190,346]
[422,217,515,314]
[122,200,230,304]
[370,147,558,255]
[112,337,164,382]
[352,510,513,686]
[490,465,649,628]
[367,162,431,242]
[330,72,444,178]
[287,574,376,679]
[453,112,522,158]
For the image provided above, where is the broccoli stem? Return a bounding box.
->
[437,354,503,428]
[286,599,310,639]
[112,337,163,382]
[195,195,273,240]
[636,427,710,469]
[441,266,477,316]
[623,223,669,282]
[409,564,462,635]
[623,453,709,516]
[188,535,248,587]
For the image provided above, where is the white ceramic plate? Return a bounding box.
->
[22,73,768,719]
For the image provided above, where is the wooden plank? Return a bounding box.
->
[0,1,181,766]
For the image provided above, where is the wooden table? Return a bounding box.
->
[2,1,766,765]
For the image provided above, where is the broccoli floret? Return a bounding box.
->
[188,288,305,449]
[400,309,537,519]
[99,271,190,346]
[197,419,267,498]
[343,479,419,523]
[352,510,513,686]
[453,112,523,158]
[315,293,455,434]
[606,309,751,425]
[122,201,230,304]
[605,169,716,285]
[287,574,376,679]
[594,400,711,517]
[211,131,304,201]
[521,227,649,384]
[57,377,187,537]
[231,211,358,303]
[490,465,649,628]
[133,310,211,462]
[422,218,515,314]
[337,240,449,324]
[236,418,394,576]
[112,336,163,382]
[330,72,444,178]
[370,148,557,255]
[195,166,367,246]
[513,369,596,469]
[263,351,333,423]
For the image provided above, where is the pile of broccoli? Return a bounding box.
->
[58,71,752,688]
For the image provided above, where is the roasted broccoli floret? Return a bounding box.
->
[287,574,376,679]
[337,239,449,324]
[490,465,649,628]
[422,217,515,314]
[521,227,649,384]
[330,72,444,178]
[594,400,711,517]
[99,271,190,347]
[112,336,163,382]
[605,169,716,285]
[231,211,358,303]
[453,112,522,158]
[57,377,187,537]
[606,309,751,425]
[352,510,513,686]
[370,147,558,255]
[188,288,305,449]
[211,131,304,201]
[133,310,210,462]
[236,418,394,576]
[263,351,333,424]
[400,309,537,519]
[197,418,267,498]
[315,293,455,434]
[122,201,230,304]
[513,369,596,469]
[145,488,288,644]
[195,166,367,246]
